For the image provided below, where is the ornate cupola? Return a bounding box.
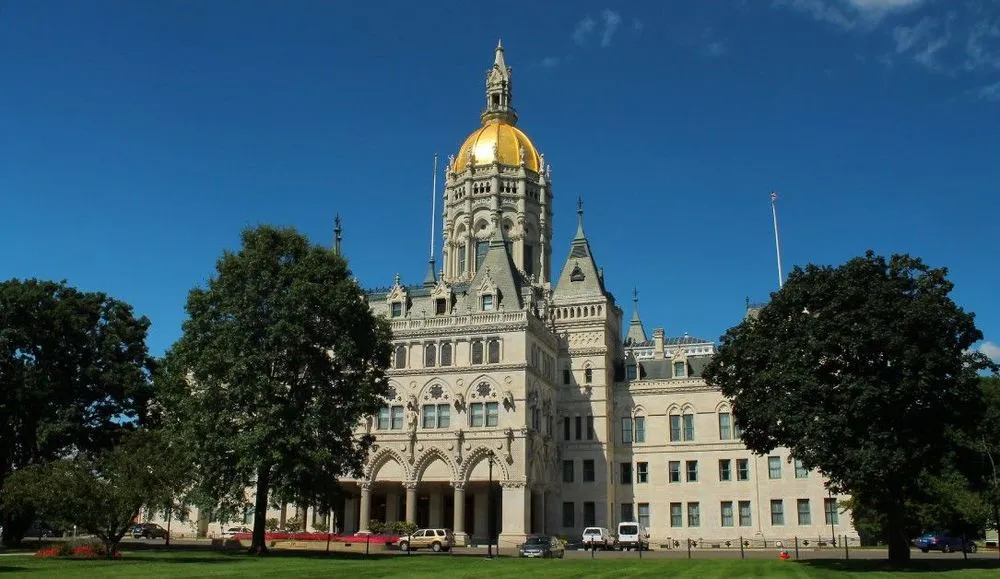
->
[441,41,554,287]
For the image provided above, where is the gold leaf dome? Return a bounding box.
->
[452,119,541,173]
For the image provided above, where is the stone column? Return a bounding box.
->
[499,481,529,550]
[453,482,467,546]
[386,491,399,522]
[359,482,372,533]
[404,482,417,525]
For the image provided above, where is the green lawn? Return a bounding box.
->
[3,549,1000,578]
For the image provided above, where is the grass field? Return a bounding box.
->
[3,550,1000,578]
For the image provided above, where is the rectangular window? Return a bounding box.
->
[768,456,782,479]
[738,500,752,527]
[668,461,681,483]
[771,499,785,526]
[670,503,683,527]
[620,462,633,485]
[435,298,447,315]
[718,412,732,440]
[719,459,732,481]
[638,503,650,527]
[583,501,596,526]
[476,240,489,269]
[481,295,494,311]
[685,460,699,482]
[626,365,637,380]
[524,245,534,276]
[422,404,436,429]
[584,368,593,383]
[824,498,839,525]
[687,502,701,527]
[682,413,695,441]
[563,417,571,441]
[436,404,449,428]
[471,340,483,364]
[391,302,402,318]
[674,360,686,377]
[797,499,811,525]
[377,407,390,430]
[634,416,646,443]
[487,339,500,363]
[562,460,574,483]
[470,403,484,427]
[620,503,633,524]
[583,459,595,482]
[721,501,734,527]
[563,368,571,384]
[485,401,498,427]
[737,458,750,481]
[794,459,809,479]
[586,415,595,440]
[390,406,404,430]
[562,502,575,528]
[575,416,582,440]
[637,462,648,483]
[669,414,681,441]
[621,417,633,444]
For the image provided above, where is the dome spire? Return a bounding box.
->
[482,41,517,126]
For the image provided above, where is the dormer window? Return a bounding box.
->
[673,361,686,378]
[481,294,494,311]
[391,302,403,318]
[435,298,447,315]
[626,364,637,381]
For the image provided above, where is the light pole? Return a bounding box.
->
[487,450,495,559]
[828,490,837,547]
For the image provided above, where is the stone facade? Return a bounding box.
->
[146,42,858,549]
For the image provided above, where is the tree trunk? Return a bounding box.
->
[166,508,172,547]
[885,503,911,564]
[248,464,271,555]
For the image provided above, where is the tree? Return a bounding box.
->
[0,279,155,546]
[702,251,994,563]
[0,429,190,558]
[159,225,392,554]
[977,376,1000,552]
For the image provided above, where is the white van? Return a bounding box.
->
[617,521,649,551]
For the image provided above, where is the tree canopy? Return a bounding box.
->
[702,251,994,563]
[0,429,190,558]
[159,225,392,554]
[0,279,154,546]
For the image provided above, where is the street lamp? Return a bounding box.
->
[828,490,837,547]
[487,450,495,559]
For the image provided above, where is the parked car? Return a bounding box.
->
[581,527,617,550]
[914,532,977,553]
[221,526,252,538]
[26,522,57,538]
[518,535,565,558]
[617,521,649,551]
[131,523,169,539]
[396,528,454,552]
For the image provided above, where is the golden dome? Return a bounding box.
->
[452,120,541,173]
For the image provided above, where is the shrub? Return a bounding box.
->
[368,520,385,534]
[265,518,281,531]
[35,547,61,558]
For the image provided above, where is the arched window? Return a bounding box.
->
[487,339,500,364]
[394,345,406,370]
[633,410,646,443]
[424,343,437,368]
[471,340,484,365]
[440,343,452,367]
[670,409,695,442]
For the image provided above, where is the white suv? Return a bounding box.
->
[582,527,616,550]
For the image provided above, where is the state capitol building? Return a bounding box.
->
[161,43,858,549]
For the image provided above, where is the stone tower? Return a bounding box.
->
[442,41,553,285]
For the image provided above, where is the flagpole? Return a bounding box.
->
[429,153,438,262]
[770,191,783,289]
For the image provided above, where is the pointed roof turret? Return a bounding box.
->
[481,39,517,125]
[626,288,648,344]
[553,197,607,300]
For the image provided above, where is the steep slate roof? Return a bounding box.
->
[468,221,524,311]
[553,202,607,301]
[625,291,647,344]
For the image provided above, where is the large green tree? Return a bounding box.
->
[0,279,154,546]
[702,251,994,563]
[0,429,190,558]
[159,225,391,554]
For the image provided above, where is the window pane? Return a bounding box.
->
[440,343,452,366]
[771,499,785,526]
[422,405,435,429]
[620,462,633,485]
[621,417,633,444]
[481,295,494,311]
[637,462,648,483]
[718,412,732,440]
[586,415,595,440]
[824,498,839,525]
[670,503,682,527]
[674,361,685,377]
[377,407,390,430]
[797,499,811,525]
[669,415,681,441]
[620,503,633,523]
[437,404,450,428]
[583,460,595,482]
[471,341,483,364]
[563,460,574,483]
[686,460,698,482]
[394,345,406,369]
[635,416,646,443]
[487,339,500,363]
[562,502,575,528]
[682,413,695,441]
[476,241,489,269]
[470,403,484,427]
[584,368,593,383]
[668,461,680,483]
[583,502,596,526]
[575,416,582,440]
[737,458,750,480]
[458,243,467,273]
[687,502,700,527]
[563,417,571,440]
[391,406,403,429]
[721,501,734,527]
[486,402,499,427]
[719,459,732,481]
[795,459,809,478]
[739,501,752,526]
[638,503,650,527]
[424,344,436,367]
[768,456,782,479]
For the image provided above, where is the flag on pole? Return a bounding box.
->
[770,191,778,202]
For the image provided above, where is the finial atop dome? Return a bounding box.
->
[482,42,517,126]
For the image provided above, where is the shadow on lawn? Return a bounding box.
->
[799,559,1000,574]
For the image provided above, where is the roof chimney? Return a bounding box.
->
[653,328,665,360]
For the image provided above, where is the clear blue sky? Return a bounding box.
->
[2,0,998,360]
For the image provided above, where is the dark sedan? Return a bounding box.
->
[518,535,565,558]
[914,532,977,553]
